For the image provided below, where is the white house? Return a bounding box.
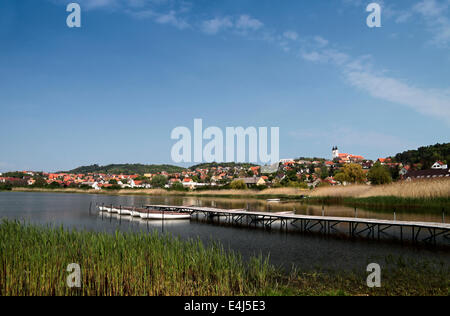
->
[279,159,295,164]
[431,161,448,169]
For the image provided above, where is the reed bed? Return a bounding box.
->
[0,220,276,296]
[1,221,448,296]
[310,179,450,199]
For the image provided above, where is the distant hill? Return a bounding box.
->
[66,164,186,175]
[390,143,450,169]
[188,162,258,170]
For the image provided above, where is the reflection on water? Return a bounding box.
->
[0,191,448,272]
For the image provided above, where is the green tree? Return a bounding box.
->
[192,176,200,183]
[230,180,247,190]
[368,163,392,185]
[33,176,47,188]
[334,164,366,184]
[48,181,61,189]
[171,182,187,192]
[151,175,168,188]
[320,166,329,179]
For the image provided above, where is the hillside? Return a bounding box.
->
[390,143,450,169]
[66,164,186,175]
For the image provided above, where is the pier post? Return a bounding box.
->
[434,228,436,245]
[443,208,445,224]
[377,224,380,240]
[162,208,165,233]
[322,205,324,217]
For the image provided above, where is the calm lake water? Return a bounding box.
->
[0,191,449,272]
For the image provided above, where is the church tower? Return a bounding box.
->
[332,146,339,160]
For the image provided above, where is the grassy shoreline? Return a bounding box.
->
[0,221,448,296]
[9,187,308,199]
[307,196,450,212]
[6,185,450,211]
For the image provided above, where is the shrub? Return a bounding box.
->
[230,180,247,190]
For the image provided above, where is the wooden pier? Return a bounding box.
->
[146,205,450,244]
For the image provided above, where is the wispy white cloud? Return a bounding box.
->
[314,36,329,47]
[345,71,450,123]
[49,0,450,125]
[201,17,234,34]
[155,10,190,29]
[300,49,349,66]
[50,0,119,10]
[283,31,299,41]
[299,40,450,124]
[341,0,450,47]
[200,15,263,35]
[51,0,192,29]
[411,0,450,46]
[235,15,263,32]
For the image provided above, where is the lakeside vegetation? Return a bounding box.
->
[307,196,449,212]
[10,186,309,199]
[0,221,448,296]
[9,178,449,201]
[307,179,450,211]
[4,178,449,214]
[309,178,450,199]
[389,143,450,170]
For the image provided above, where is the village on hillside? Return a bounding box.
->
[0,146,449,191]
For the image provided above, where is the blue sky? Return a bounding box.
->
[0,0,449,171]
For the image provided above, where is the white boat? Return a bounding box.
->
[267,199,281,203]
[99,206,117,213]
[98,205,191,220]
[139,212,191,220]
[120,208,132,216]
[131,210,142,217]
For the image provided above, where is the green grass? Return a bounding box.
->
[0,220,448,296]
